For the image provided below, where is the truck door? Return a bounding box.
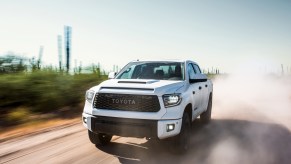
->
[188,63,203,115]
[193,64,209,111]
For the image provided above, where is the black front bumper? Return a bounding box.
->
[91,116,158,138]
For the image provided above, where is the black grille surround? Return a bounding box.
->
[93,93,160,112]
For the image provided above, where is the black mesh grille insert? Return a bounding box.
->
[93,93,160,112]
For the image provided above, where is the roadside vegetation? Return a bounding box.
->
[0,59,106,129]
[0,71,106,127]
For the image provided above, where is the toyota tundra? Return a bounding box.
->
[82,60,213,152]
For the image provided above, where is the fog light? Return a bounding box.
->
[83,117,87,123]
[166,124,175,132]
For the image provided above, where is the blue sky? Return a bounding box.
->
[0,0,291,73]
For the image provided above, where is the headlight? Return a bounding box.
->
[86,90,95,103]
[163,94,182,108]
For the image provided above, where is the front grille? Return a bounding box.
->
[93,93,160,112]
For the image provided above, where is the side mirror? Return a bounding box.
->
[108,72,117,79]
[189,74,208,83]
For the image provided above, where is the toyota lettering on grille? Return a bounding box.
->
[112,98,136,105]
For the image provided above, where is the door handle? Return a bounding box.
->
[199,86,202,90]
[205,84,208,88]
[192,91,195,94]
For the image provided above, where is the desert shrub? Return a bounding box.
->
[4,107,30,125]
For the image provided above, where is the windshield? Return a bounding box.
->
[116,62,185,80]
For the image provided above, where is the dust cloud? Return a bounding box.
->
[213,70,291,128]
[202,68,291,164]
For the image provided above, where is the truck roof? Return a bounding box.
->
[130,59,197,64]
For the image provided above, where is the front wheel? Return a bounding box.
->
[171,112,191,153]
[200,93,212,124]
[88,130,112,145]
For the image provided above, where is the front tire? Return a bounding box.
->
[171,112,191,153]
[200,93,212,124]
[88,130,112,145]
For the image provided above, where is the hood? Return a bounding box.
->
[91,79,185,96]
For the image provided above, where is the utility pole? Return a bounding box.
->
[74,59,77,74]
[37,46,44,70]
[64,26,72,73]
[57,35,62,72]
[79,61,82,74]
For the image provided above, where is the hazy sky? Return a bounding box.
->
[0,0,291,73]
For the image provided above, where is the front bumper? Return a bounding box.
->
[82,113,182,139]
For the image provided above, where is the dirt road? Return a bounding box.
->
[1,111,291,164]
[1,76,291,164]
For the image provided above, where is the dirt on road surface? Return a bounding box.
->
[1,75,291,164]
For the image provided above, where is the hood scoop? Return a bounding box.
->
[100,87,154,91]
[118,80,159,84]
[118,81,146,84]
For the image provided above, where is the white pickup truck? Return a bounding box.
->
[82,60,213,152]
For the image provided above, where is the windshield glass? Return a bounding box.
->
[116,62,185,80]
